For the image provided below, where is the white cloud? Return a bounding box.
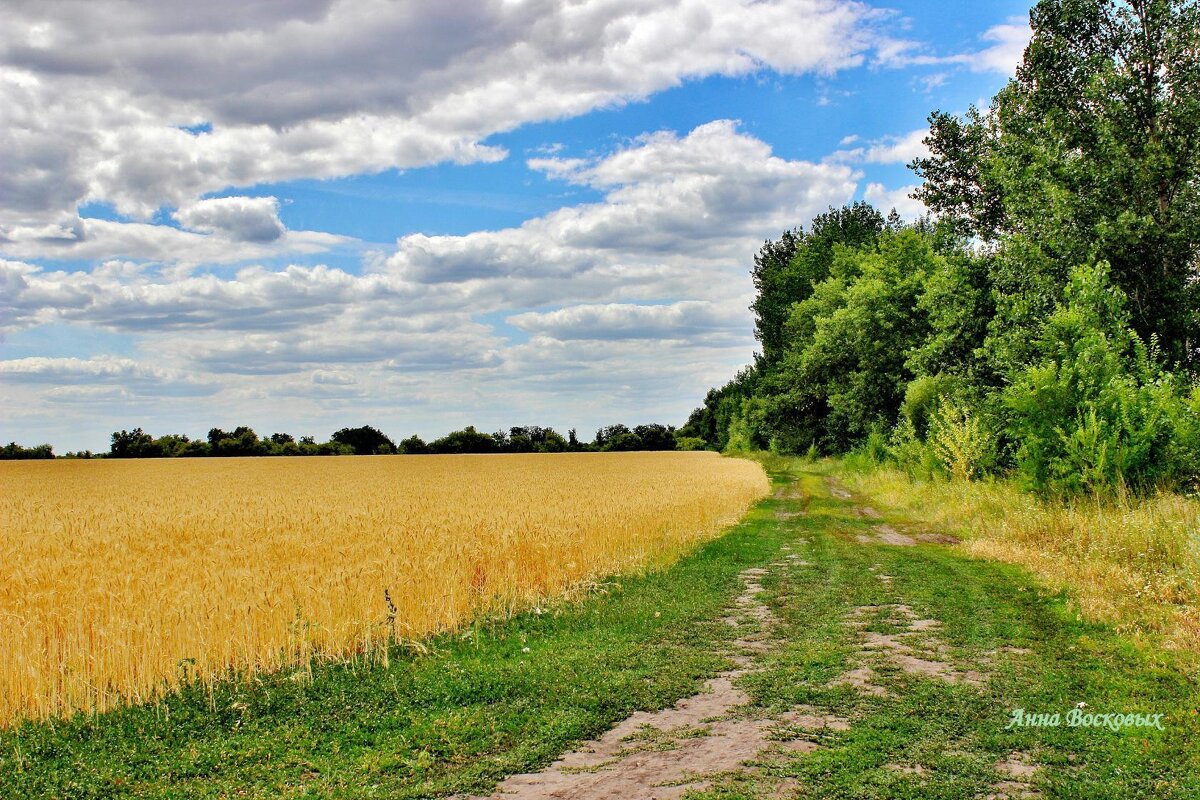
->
[1,261,408,334]
[508,301,749,344]
[4,122,852,339]
[390,121,857,286]
[173,196,285,243]
[970,19,1031,75]
[0,0,892,233]
[0,356,216,396]
[863,182,926,220]
[0,215,348,265]
[875,16,1030,76]
[831,128,928,165]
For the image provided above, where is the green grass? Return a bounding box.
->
[2,458,1198,799]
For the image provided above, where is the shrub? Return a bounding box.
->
[928,400,994,481]
[900,374,962,439]
[1004,263,1199,495]
[888,417,943,479]
[724,397,770,452]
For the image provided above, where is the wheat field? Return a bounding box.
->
[0,452,768,725]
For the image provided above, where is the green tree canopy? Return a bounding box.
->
[914,0,1200,363]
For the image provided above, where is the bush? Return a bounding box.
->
[888,417,943,479]
[724,397,769,452]
[900,374,962,439]
[928,400,994,481]
[1004,263,1199,495]
[399,435,432,455]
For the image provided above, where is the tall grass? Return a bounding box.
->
[840,465,1200,650]
[0,452,768,725]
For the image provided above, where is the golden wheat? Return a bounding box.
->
[0,452,768,725]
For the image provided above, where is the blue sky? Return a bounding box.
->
[0,0,1031,451]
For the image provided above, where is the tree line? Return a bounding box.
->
[0,423,703,460]
[0,442,55,460]
[681,0,1200,497]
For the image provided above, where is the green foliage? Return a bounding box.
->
[503,426,568,453]
[430,426,500,454]
[96,422,683,459]
[398,435,431,455]
[331,425,397,456]
[914,0,1200,365]
[749,202,887,365]
[723,397,769,452]
[900,374,963,439]
[107,427,354,458]
[0,441,54,460]
[1004,263,1198,495]
[861,428,891,464]
[769,229,940,452]
[631,424,677,451]
[928,400,995,481]
[685,1,1200,500]
[888,417,943,479]
[907,249,995,382]
[591,423,678,452]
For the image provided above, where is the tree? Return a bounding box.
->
[330,425,396,455]
[209,426,266,457]
[429,426,498,454]
[913,0,1200,364]
[507,426,568,452]
[749,229,803,364]
[603,431,644,451]
[767,229,939,451]
[593,424,631,450]
[750,203,888,366]
[632,424,677,451]
[398,435,431,455]
[1,442,54,460]
[111,428,156,458]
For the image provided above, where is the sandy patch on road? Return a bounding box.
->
[469,563,844,799]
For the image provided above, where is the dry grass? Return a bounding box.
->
[0,452,768,725]
[841,466,1200,650]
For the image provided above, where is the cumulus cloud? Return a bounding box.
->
[508,301,749,344]
[0,215,348,264]
[1,261,412,334]
[173,314,504,375]
[0,0,893,231]
[3,123,851,346]
[391,121,856,285]
[831,128,929,165]
[876,16,1030,76]
[863,183,926,220]
[970,19,1031,75]
[173,196,285,242]
[0,356,217,396]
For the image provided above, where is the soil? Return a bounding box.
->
[466,565,847,799]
